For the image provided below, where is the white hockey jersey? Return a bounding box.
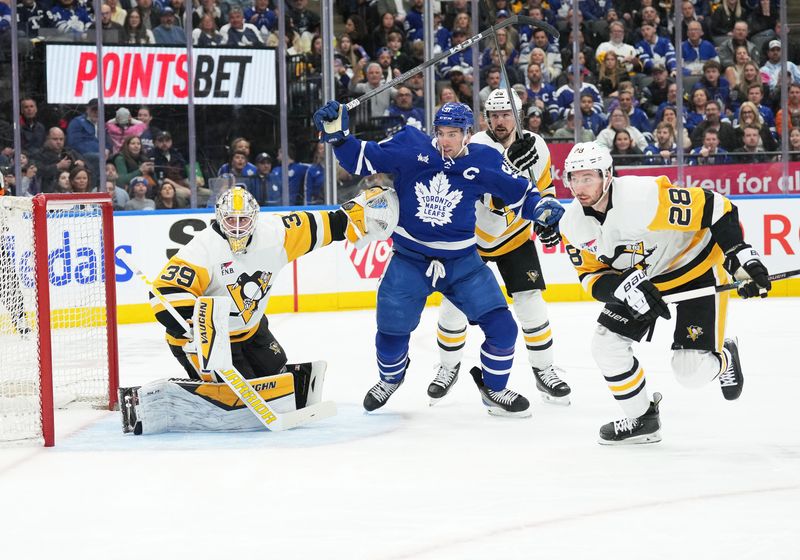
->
[470,130,555,258]
[151,210,339,344]
[559,175,733,295]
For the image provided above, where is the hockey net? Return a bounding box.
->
[0,194,118,446]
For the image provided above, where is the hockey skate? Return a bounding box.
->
[119,386,142,435]
[427,363,460,405]
[533,365,571,405]
[598,392,662,445]
[469,367,531,418]
[718,338,744,401]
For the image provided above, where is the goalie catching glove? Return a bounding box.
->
[313,100,350,145]
[613,268,671,322]
[340,186,400,249]
[724,244,771,298]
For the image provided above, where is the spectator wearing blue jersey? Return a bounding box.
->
[218,150,257,182]
[247,152,273,206]
[220,6,263,46]
[681,20,719,77]
[644,122,678,165]
[618,90,653,133]
[686,87,710,132]
[525,63,558,123]
[689,129,731,165]
[636,22,677,75]
[267,146,309,206]
[244,0,276,39]
[554,80,603,120]
[692,61,732,112]
[579,93,607,136]
[0,2,12,34]
[386,85,426,131]
[44,0,92,37]
[438,28,473,79]
[403,0,423,42]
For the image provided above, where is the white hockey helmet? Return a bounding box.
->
[562,142,614,193]
[215,186,259,254]
[483,88,523,122]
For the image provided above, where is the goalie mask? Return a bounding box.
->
[215,186,259,254]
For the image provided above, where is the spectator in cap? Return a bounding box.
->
[153,6,186,44]
[66,98,108,189]
[124,177,156,210]
[106,107,147,155]
[152,131,193,204]
[760,40,800,94]
[438,27,474,79]
[524,105,552,137]
[249,152,273,205]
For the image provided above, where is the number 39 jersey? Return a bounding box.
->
[559,175,734,296]
[151,211,343,343]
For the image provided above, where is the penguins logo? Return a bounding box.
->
[526,270,540,283]
[686,325,704,342]
[227,271,272,323]
[268,341,281,355]
[598,241,656,271]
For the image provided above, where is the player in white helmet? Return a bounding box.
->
[118,185,399,434]
[429,88,572,406]
[559,142,772,444]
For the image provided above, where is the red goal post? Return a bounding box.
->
[0,193,119,447]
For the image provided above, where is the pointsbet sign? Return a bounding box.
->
[46,45,276,105]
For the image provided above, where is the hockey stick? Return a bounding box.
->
[344,15,559,111]
[663,268,800,304]
[135,268,336,431]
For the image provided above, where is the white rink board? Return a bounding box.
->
[109,197,800,313]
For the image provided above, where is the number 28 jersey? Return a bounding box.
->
[559,175,734,297]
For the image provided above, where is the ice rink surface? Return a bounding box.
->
[1,298,799,559]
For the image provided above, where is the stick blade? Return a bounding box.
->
[270,401,338,432]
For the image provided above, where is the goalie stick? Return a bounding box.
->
[135,268,337,431]
[344,15,559,111]
[663,268,800,304]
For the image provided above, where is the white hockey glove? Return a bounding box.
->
[613,268,671,322]
[723,244,771,298]
[340,186,400,249]
[503,134,539,174]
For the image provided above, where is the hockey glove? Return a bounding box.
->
[533,222,561,248]
[313,100,350,145]
[532,197,564,227]
[613,268,671,322]
[503,135,539,174]
[340,186,400,249]
[724,244,771,298]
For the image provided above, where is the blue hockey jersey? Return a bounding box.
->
[334,126,541,258]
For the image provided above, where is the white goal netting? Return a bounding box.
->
[0,196,114,445]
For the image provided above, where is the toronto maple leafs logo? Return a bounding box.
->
[414,172,463,226]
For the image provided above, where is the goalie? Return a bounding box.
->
[119,185,399,435]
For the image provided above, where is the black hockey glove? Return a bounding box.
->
[724,244,771,298]
[503,135,539,174]
[613,268,671,322]
[533,222,561,247]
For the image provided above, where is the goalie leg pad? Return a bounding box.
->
[134,374,296,434]
[192,296,233,372]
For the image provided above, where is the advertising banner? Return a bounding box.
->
[45,45,276,105]
[547,142,800,199]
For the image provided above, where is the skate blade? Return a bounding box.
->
[597,430,662,446]
[486,406,532,419]
[540,393,571,406]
